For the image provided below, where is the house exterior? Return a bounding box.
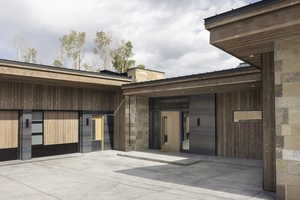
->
[0,0,299,199]
[204,0,300,199]
[0,59,131,160]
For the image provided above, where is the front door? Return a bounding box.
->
[189,95,216,155]
[160,111,180,152]
[91,115,104,151]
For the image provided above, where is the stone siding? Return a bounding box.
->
[275,39,300,200]
[128,68,164,82]
[124,96,149,151]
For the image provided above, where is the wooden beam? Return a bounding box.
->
[262,52,276,192]
[0,64,131,87]
[205,0,300,30]
[123,72,261,96]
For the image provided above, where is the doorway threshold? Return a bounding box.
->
[117,150,203,166]
[117,150,263,167]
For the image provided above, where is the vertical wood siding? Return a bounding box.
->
[0,111,18,149]
[0,81,116,111]
[44,111,79,145]
[216,88,263,160]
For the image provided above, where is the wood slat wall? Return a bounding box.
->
[261,52,276,191]
[93,115,104,141]
[44,111,79,145]
[216,88,263,160]
[0,111,18,149]
[0,80,116,111]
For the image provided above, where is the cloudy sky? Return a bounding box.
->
[0,0,260,77]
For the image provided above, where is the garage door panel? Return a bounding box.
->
[0,111,18,149]
[44,111,78,145]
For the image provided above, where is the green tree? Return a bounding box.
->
[53,59,63,67]
[136,64,145,69]
[111,41,135,73]
[23,48,38,63]
[94,31,112,69]
[60,31,86,70]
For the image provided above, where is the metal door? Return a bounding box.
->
[189,95,215,155]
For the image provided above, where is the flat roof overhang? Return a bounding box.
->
[122,67,261,97]
[205,0,300,67]
[0,59,132,90]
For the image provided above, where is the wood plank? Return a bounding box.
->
[0,80,117,111]
[160,111,181,152]
[0,111,18,149]
[123,73,261,96]
[261,52,276,192]
[44,111,79,145]
[216,88,263,160]
[0,62,131,87]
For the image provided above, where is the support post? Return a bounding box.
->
[262,52,276,192]
[19,110,32,160]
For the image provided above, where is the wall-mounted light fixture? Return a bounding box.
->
[25,119,29,128]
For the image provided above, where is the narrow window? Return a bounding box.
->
[32,112,43,145]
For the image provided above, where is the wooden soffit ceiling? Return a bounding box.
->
[122,68,261,97]
[205,0,300,67]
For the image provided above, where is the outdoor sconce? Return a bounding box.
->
[197,118,201,127]
[25,119,30,128]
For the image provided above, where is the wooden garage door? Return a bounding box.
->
[44,111,78,145]
[0,111,18,149]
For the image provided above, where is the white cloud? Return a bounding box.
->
[0,0,251,77]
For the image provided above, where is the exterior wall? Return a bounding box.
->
[216,88,263,160]
[123,96,149,151]
[128,68,164,82]
[275,39,300,200]
[0,80,117,111]
[113,93,126,151]
[189,95,216,155]
[149,97,189,149]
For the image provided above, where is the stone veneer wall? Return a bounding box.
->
[275,39,300,200]
[128,68,164,82]
[124,96,149,151]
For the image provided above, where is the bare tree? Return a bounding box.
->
[94,31,112,70]
[60,30,86,70]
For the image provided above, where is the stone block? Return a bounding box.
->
[287,160,300,176]
[276,97,300,109]
[276,107,289,125]
[281,125,292,136]
[290,124,300,136]
[287,184,300,200]
[283,83,300,96]
[282,72,300,83]
[282,149,300,162]
[284,135,300,150]
[277,136,285,148]
[276,184,286,200]
[289,110,300,124]
[275,84,283,97]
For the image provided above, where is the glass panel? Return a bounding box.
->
[32,112,43,122]
[182,112,190,151]
[32,123,43,133]
[32,135,43,145]
[91,119,96,140]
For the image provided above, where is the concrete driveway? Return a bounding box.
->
[0,151,274,200]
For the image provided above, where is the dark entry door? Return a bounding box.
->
[189,95,215,155]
